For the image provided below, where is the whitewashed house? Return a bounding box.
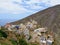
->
[20,23,26,30]
[34,28,47,33]
[5,23,13,31]
[26,22,33,29]
[33,28,47,39]
[23,28,30,41]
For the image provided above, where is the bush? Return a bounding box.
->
[28,35,32,40]
[0,30,7,38]
[10,38,17,45]
[19,38,29,45]
[0,43,8,45]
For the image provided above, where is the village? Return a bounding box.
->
[2,19,55,45]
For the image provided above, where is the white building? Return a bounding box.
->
[34,28,47,36]
[34,28,47,33]
[23,28,30,40]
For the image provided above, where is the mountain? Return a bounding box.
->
[11,5,60,33]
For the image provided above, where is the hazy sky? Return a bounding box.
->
[0,0,60,25]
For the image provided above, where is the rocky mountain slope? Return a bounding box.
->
[11,5,60,33]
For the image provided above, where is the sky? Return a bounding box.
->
[0,0,60,26]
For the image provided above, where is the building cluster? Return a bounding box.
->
[4,19,54,45]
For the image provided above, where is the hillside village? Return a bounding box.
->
[0,19,56,45]
[0,5,60,45]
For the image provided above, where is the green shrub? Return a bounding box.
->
[0,30,7,38]
[19,38,29,45]
[28,35,32,40]
[10,38,17,45]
